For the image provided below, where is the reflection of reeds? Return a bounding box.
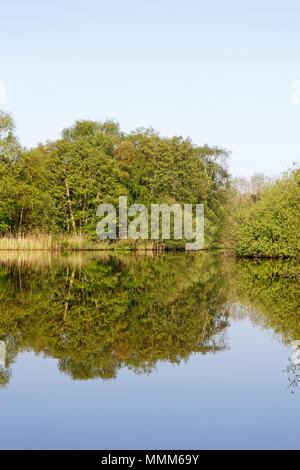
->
[0,249,159,269]
[0,250,109,268]
[0,248,205,270]
[0,250,54,268]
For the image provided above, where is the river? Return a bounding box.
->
[0,251,299,449]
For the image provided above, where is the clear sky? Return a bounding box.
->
[1,0,299,176]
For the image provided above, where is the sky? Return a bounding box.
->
[0,0,299,177]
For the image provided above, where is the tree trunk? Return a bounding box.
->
[65,178,76,231]
[19,207,23,233]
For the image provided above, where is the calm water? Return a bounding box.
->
[0,251,299,450]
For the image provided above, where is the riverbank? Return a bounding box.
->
[0,234,299,259]
[0,234,183,252]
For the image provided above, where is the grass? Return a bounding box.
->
[0,234,103,251]
[0,234,174,251]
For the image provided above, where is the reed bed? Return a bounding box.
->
[0,234,184,252]
[0,234,95,251]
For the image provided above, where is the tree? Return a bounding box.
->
[0,110,21,163]
[223,168,300,257]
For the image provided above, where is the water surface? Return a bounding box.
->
[0,252,299,449]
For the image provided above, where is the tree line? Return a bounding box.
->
[0,110,298,257]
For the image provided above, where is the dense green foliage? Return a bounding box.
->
[0,112,229,247]
[223,169,300,257]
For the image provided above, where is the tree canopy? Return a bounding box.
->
[0,112,229,247]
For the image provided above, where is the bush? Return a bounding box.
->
[224,169,300,258]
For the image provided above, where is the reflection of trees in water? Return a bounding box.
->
[0,336,19,388]
[285,362,300,394]
[0,253,230,385]
[0,341,5,365]
[227,258,300,392]
[228,259,300,344]
[0,339,10,388]
[284,342,300,393]
[0,254,298,389]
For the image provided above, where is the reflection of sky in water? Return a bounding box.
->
[0,318,299,450]
[0,253,299,449]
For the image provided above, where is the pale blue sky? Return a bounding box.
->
[1,0,299,176]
